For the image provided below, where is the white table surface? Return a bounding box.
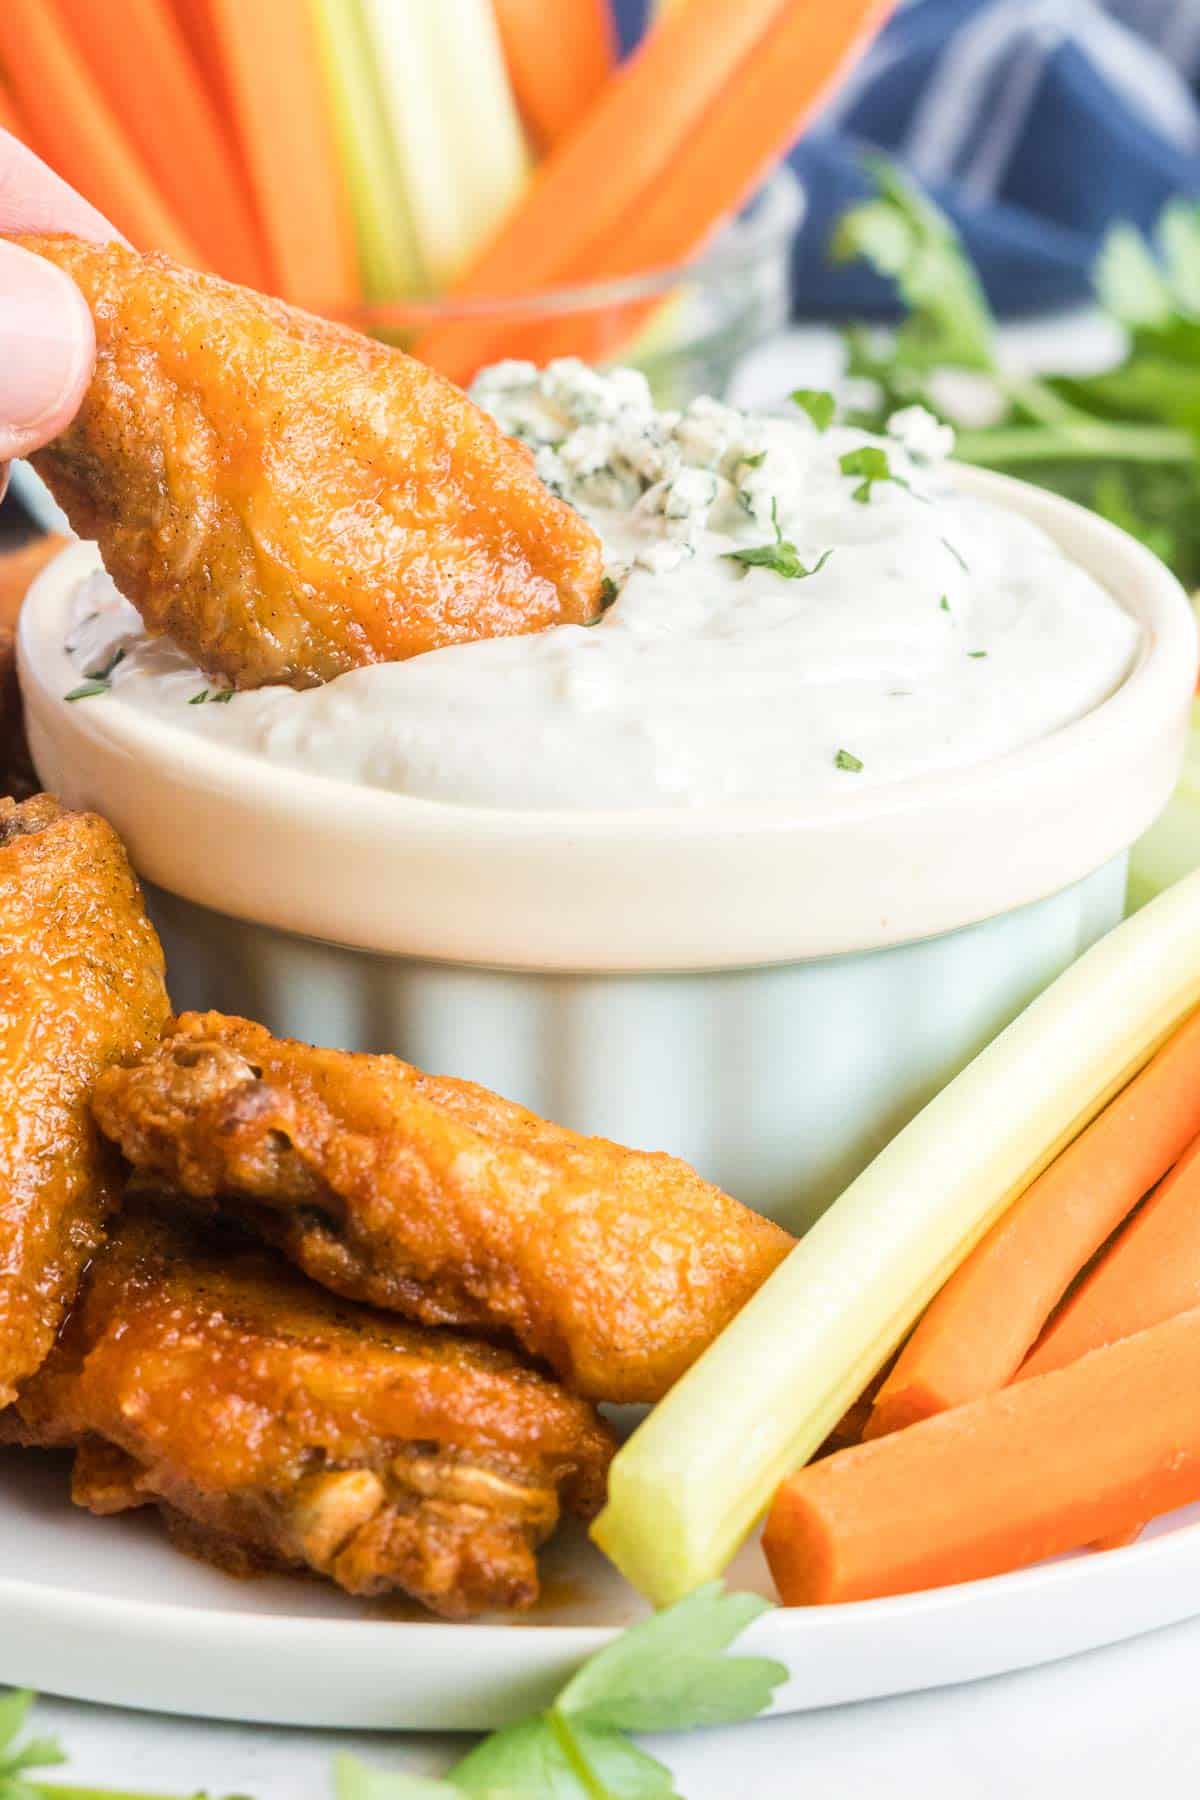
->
[17,310,1184,1796]
[29,1609,1200,1797]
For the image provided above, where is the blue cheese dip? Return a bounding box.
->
[60,360,1140,812]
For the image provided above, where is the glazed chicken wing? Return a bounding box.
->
[0,796,168,1403]
[3,1211,614,1620]
[0,538,69,799]
[13,235,604,690]
[93,1013,794,1404]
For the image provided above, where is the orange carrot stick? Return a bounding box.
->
[492,0,616,151]
[207,0,357,307]
[168,0,232,118]
[1022,1131,1200,1380]
[516,0,892,375]
[50,0,269,287]
[864,1005,1200,1440]
[413,0,792,375]
[0,87,23,139]
[764,1307,1200,1605]
[0,0,203,262]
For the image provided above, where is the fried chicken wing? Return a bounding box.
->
[3,1211,614,1619]
[0,796,168,1403]
[93,1013,794,1404]
[13,235,604,690]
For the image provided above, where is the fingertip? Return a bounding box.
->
[0,238,95,459]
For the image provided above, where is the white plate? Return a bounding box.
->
[2,1446,1200,1730]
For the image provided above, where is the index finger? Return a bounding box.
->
[0,128,119,242]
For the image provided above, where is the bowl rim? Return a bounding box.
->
[18,466,1199,971]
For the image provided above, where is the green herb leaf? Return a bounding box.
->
[938,595,950,612]
[452,1716,677,1800]
[967,650,987,659]
[64,682,111,702]
[940,538,970,574]
[740,450,767,469]
[210,688,235,704]
[791,388,836,432]
[726,542,834,580]
[725,499,834,580]
[556,1584,783,1733]
[835,748,864,772]
[0,1689,67,1799]
[83,647,126,684]
[599,576,619,610]
[189,689,210,705]
[832,156,995,375]
[838,445,908,504]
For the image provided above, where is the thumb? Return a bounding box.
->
[0,237,94,460]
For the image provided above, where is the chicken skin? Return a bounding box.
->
[2,1211,614,1620]
[13,235,604,690]
[93,1013,794,1404]
[0,796,169,1404]
[0,538,69,798]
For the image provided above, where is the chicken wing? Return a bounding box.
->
[0,796,169,1403]
[93,1013,794,1404]
[2,1210,615,1619]
[13,235,604,690]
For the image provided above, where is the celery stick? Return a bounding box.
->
[309,0,426,301]
[1129,698,1200,909]
[363,0,529,291]
[593,867,1200,1605]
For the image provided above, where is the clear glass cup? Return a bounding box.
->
[326,167,804,407]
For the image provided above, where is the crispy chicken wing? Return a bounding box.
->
[0,796,168,1403]
[13,235,604,690]
[2,1211,614,1619]
[93,1013,794,1404]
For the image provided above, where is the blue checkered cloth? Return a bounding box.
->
[612,0,1200,317]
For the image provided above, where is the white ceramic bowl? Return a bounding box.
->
[19,469,1197,1231]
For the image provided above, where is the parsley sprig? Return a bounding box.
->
[832,156,1200,584]
[837,445,909,504]
[65,648,126,703]
[725,501,834,581]
[2,1587,784,1800]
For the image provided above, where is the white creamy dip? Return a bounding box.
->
[60,361,1140,812]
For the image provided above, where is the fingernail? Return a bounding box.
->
[0,239,94,445]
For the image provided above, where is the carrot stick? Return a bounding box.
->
[519,0,890,374]
[864,1005,1200,1440]
[207,0,357,307]
[1021,1132,1200,1380]
[0,86,24,139]
[412,0,792,376]
[0,0,203,262]
[169,0,235,119]
[764,1307,1200,1605]
[50,0,269,287]
[492,0,616,151]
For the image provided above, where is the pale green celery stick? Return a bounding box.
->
[362,0,530,292]
[1129,694,1200,909]
[593,867,1200,1605]
[309,0,427,302]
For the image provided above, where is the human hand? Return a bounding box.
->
[0,130,113,470]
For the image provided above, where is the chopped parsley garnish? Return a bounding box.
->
[939,594,950,612]
[599,575,619,609]
[188,688,209,705]
[84,646,126,683]
[835,747,864,772]
[725,500,835,581]
[741,449,767,469]
[940,537,971,573]
[211,687,235,703]
[838,444,910,503]
[967,649,988,658]
[64,681,110,702]
[791,387,836,432]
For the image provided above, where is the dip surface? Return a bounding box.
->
[60,362,1140,812]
